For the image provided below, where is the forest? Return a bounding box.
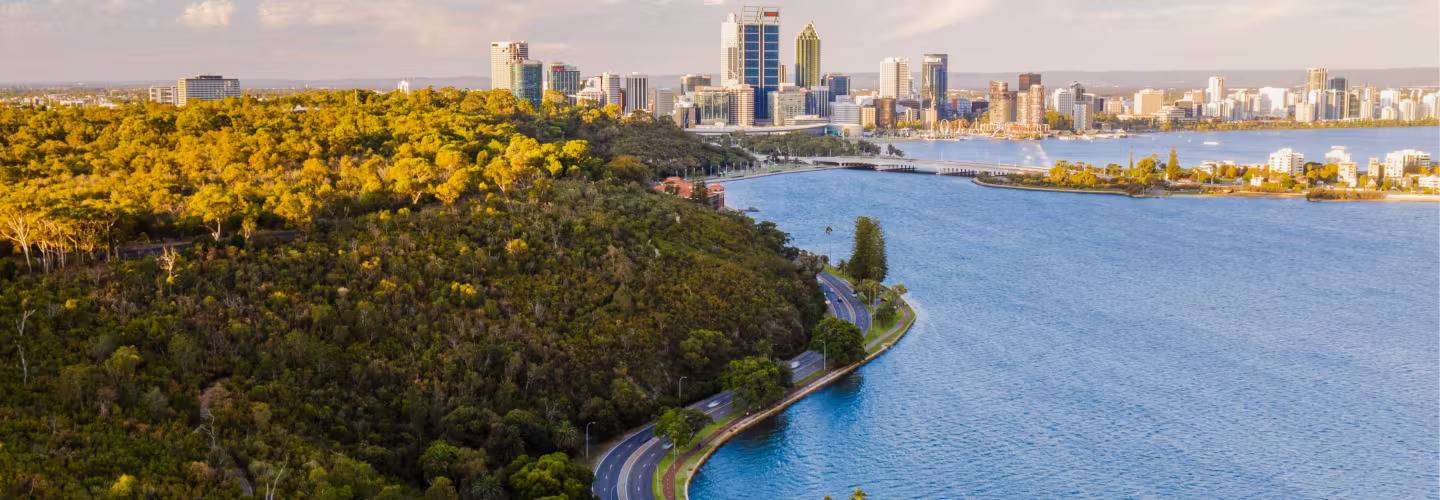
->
[0,90,827,498]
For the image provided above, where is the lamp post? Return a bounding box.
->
[585,421,596,459]
[818,340,827,370]
[678,376,688,403]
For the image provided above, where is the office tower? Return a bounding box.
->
[396,80,411,94]
[879,57,911,99]
[770,85,807,126]
[624,73,649,114]
[1268,148,1305,175]
[1018,72,1041,91]
[490,41,529,90]
[148,85,177,104]
[988,80,1013,125]
[694,86,731,125]
[654,88,675,119]
[601,72,622,107]
[920,54,948,117]
[680,74,712,94]
[1132,88,1164,117]
[875,97,896,129]
[176,75,240,106]
[721,7,781,121]
[725,84,755,126]
[806,85,832,117]
[1306,68,1328,96]
[823,73,850,99]
[547,63,581,101]
[1206,76,1226,115]
[794,21,821,88]
[831,100,860,125]
[510,60,544,109]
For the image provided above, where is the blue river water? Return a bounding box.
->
[690,133,1439,498]
[895,126,1440,167]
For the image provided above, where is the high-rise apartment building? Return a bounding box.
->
[1018,72,1041,91]
[794,21,821,88]
[988,80,1014,126]
[879,57,911,99]
[1206,76,1226,115]
[490,41,529,90]
[823,73,850,98]
[1016,84,1044,128]
[176,75,240,106]
[624,73,650,115]
[511,60,544,109]
[547,63,581,102]
[720,7,781,122]
[920,54,948,117]
[1268,148,1305,175]
[680,74,712,95]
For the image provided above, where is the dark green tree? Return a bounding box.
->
[653,407,711,451]
[845,217,887,282]
[721,356,786,411]
[811,317,865,366]
[504,452,593,500]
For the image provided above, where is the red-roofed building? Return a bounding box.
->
[653,176,725,209]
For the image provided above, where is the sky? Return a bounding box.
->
[1,0,1437,83]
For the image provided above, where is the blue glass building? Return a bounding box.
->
[739,7,780,122]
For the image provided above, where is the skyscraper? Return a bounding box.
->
[654,88,675,119]
[823,73,850,98]
[879,57,911,99]
[1133,88,1165,117]
[725,84,755,126]
[624,73,650,115]
[510,60,544,110]
[490,41,529,90]
[1206,76,1226,107]
[1018,72,1041,91]
[875,97,896,129]
[770,85,807,126]
[547,63,581,102]
[720,7,781,122]
[176,75,240,106]
[600,72,622,107]
[794,21,821,88]
[1306,68,1328,96]
[920,54,948,117]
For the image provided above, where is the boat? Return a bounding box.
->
[1203,141,1220,146]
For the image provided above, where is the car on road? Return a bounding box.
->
[789,360,800,369]
[707,400,720,408]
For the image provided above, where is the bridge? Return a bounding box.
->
[804,156,1048,177]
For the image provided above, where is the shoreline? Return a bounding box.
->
[971,177,1136,197]
[668,285,918,500]
[974,178,1440,203]
[865,122,1439,144]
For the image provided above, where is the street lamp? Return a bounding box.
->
[585,421,596,459]
[818,340,827,370]
[678,376,688,403]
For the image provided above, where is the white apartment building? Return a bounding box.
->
[490,41,529,91]
[879,57,911,99]
[1384,149,1431,180]
[1267,148,1305,176]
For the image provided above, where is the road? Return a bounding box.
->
[592,271,869,500]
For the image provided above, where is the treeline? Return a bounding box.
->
[0,89,746,274]
[717,132,880,160]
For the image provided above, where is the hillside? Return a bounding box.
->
[0,91,824,498]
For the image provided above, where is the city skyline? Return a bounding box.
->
[2,0,1437,83]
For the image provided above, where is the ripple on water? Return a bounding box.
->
[690,166,1439,500]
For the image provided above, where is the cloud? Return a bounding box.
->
[878,0,992,40]
[180,0,234,29]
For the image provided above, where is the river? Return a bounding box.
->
[690,130,1440,499]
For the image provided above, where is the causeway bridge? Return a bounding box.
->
[804,156,1048,177]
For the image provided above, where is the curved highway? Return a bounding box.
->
[592,271,869,500]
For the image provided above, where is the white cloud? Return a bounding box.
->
[878,0,992,40]
[180,0,234,29]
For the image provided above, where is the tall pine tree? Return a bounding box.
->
[846,216,887,282]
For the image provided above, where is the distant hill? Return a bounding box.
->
[6,68,1435,93]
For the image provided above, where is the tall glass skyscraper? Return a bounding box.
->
[510,60,544,110]
[921,54,949,117]
[721,7,780,122]
[823,73,850,98]
[794,21,821,89]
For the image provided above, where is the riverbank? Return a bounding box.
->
[975,177,1440,203]
[971,177,1137,197]
[663,276,918,500]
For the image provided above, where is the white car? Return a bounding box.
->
[707,400,721,409]
[789,361,800,369]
